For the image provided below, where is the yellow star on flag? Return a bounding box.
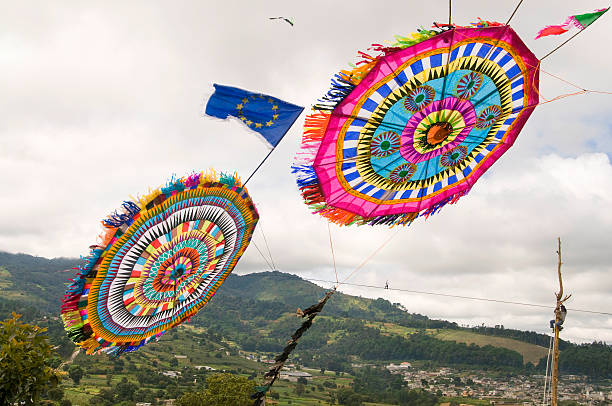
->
[245,120,253,126]
[266,120,274,127]
[236,103,243,110]
[255,123,263,128]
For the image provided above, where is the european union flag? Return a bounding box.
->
[205,84,304,147]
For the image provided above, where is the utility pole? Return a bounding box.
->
[551,237,571,406]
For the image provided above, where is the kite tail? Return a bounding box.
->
[535,17,574,39]
[251,289,336,405]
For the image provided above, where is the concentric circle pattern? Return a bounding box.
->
[476,105,503,129]
[440,146,469,168]
[456,71,484,99]
[389,163,417,183]
[403,85,435,112]
[309,25,539,221]
[371,131,401,157]
[61,174,259,355]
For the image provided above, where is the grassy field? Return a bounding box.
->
[364,320,418,337]
[434,329,548,365]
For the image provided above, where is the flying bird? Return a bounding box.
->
[269,17,294,26]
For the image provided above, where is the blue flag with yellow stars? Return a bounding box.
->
[205,84,304,147]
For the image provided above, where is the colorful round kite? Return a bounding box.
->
[293,22,539,226]
[61,172,259,355]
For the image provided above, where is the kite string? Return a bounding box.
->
[540,67,612,96]
[259,222,276,270]
[303,277,612,316]
[253,224,401,403]
[531,61,550,103]
[327,222,339,285]
[251,240,275,272]
[540,67,586,91]
[537,90,588,105]
[337,227,402,288]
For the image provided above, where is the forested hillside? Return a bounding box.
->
[0,250,611,378]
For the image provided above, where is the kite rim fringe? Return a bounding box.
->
[292,27,481,227]
[61,170,251,356]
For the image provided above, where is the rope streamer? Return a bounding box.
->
[251,289,336,405]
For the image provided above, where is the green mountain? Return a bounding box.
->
[0,250,610,380]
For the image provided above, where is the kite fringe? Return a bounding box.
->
[420,188,471,219]
[453,18,504,30]
[388,29,439,48]
[60,170,248,355]
[313,74,356,111]
[103,202,140,228]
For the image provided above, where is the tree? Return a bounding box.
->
[176,373,255,406]
[295,382,306,396]
[177,391,206,406]
[69,365,84,385]
[115,377,138,401]
[0,313,60,405]
[89,387,115,405]
[47,386,65,401]
[337,388,363,406]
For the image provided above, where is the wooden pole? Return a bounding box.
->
[551,237,571,406]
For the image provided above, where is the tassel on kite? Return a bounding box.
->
[535,7,609,39]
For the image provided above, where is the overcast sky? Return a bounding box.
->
[1,1,611,344]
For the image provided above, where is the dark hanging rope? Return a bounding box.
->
[251,289,336,405]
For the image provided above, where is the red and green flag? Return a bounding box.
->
[535,7,609,39]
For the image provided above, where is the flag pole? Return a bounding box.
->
[244,147,276,186]
[243,108,304,187]
[540,28,590,61]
